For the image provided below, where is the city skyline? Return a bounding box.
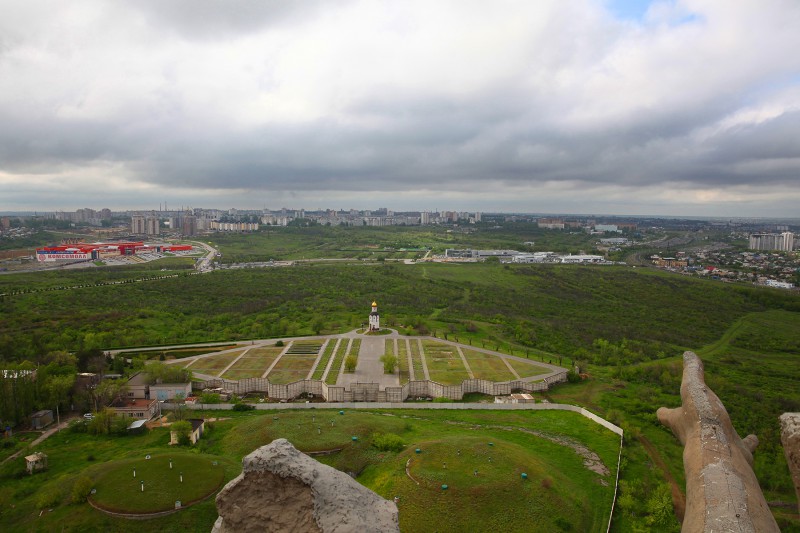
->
[1,1,800,216]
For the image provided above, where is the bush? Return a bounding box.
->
[566,370,581,383]
[233,403,255,411]
[71,476,93,504]
[37,486,62,509]
[275,340,284,347]
[372,432,405,452]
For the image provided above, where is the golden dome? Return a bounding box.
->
[371,301,377,307]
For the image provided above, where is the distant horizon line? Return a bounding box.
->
[1,208,799,224]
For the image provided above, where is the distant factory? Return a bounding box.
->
[35,241,192,262]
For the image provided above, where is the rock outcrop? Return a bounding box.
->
[657,351,779,533]
[212,438,399,533]
[780,412,800,514]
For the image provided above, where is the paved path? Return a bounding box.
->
[321,338,343,383]
[336,336,399,388]
[417,339,431,380]
[217,346,253,377]
[456,346,475,379]
[1,417,76,465]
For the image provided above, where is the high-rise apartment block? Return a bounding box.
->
[749,232,794,251]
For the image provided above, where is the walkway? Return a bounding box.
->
[336,336,399,389]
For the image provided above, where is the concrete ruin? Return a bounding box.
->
[657,351,779,533]
[780,412,800,515]
[212,438,399,533]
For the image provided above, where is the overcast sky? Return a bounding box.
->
[1,0,799,217]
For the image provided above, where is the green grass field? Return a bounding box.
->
[311,339,337,380]
[90,453,225,513]
[422,341,471,385]
[187,350,245,377]
[506,358,551,379]
[222,346,283,379]
[325,339,350,385]
[410,339,425,379]
[397,338,410,384]
[266,352,317,384]
[462,349,517,381]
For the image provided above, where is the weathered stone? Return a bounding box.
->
[212,438,399,533]
[780,412,800,515]
[657,351,779,533]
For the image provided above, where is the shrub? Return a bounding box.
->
[233,403,255,411]
[566,370,581,383]
[344,355,357,372]
[37,486,62,509]
[275,340,285,347]
[71,476,93,504]
[372,432,405,452]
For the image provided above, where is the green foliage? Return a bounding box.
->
[344,355,357,373]
[144,361,191,384]
[170,420,192,446]
[371,432,405,452]
[566,370,581,383]
[200,393,221,404]
[71,476,93,504]
[379,353,397,374]
[37,486,62,509]
[646,483,678,528]
[275,340,285,347]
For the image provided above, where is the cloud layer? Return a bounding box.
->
[1,0,800,215]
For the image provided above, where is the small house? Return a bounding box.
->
[170,418,205,445]
[25,452,48,474]
[30,410,54,430]
[510,393,535,404]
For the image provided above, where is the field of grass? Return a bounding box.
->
[506,359,551,379]
[220,408,619,532]
[222,346,283,380]
[311,339,337,380]
[397,338,410,384]
[121,345,239,361]
[187,350,246,377]
[410,339,425,379]
[345,339,362,373]
[462,349,517,382]
[325,340,350,385]
[90,453,225,513]
[266,351,318,384]
[422,341,471,385]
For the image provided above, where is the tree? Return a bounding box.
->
[344,355,357,373]
[380,354,398,374]
[43,374,75,411]
[94,380,127,411]
[170,420,192,446]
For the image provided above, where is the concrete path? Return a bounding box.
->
[261,341,292,379]
[217,346,254,378]
[336,336,399,389]
[501,357,522,380]
[456,346,475,379]
[320,339,342,383]
[417,339,431,381]
[307,339,330,380]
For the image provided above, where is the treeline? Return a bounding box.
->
[2,263,797,362]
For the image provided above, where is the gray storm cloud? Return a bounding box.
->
[0,0,799,214]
